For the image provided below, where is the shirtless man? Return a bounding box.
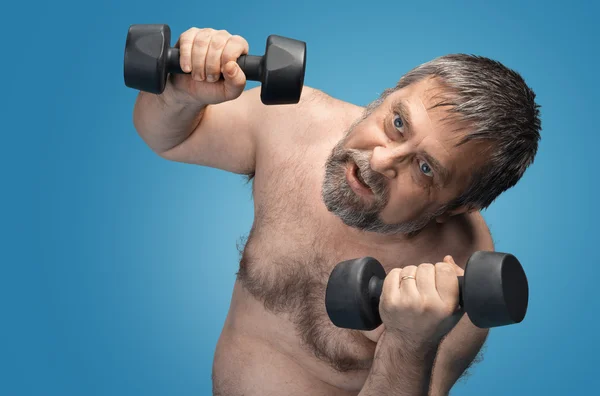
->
[132,27,541,395]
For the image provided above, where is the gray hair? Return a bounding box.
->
[374,54,542,210]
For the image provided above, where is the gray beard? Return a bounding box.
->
[321,123,446,236]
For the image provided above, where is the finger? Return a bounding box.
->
[399,265,419,299]
[221,34,249,69]
[176,28,199,73]
[435,261,460,310]
[444,255,464,276]
[191,29,213,82]
[381,268,402,306]
[221,34,249,88]
[221,61,247,99]
[203,30,231,83]
[415,263,437,301]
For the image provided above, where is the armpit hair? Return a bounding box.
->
[455,342,487,386]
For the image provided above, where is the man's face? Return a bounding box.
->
[322,77,484,235]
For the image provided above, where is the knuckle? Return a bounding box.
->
[179,37,194,48]
[193,37,209,48]
[230,34,248,47]
[419,263,434,270]
[181,27,198,37]
[194,32,211,47]
[210,40,225,51]
[403,265,417,274]
[216,29,231,37]
[436,262,454,273]
[179,36,191,46]
[210,31,231,49]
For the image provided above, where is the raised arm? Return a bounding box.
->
[132,27,264,175]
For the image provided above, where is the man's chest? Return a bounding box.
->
[247,145,455,276]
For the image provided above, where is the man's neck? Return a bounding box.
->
[322,215,445,262]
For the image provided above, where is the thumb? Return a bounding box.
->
[444,255,464,276]
[221,61,247,99]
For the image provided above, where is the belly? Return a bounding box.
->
[212,281,375,395]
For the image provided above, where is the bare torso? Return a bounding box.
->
[211,90,485,396]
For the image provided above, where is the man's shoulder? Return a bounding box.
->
[443,212,495,268]
[259,86,359,146]
[272,86,358,116]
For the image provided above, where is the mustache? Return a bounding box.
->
[333,148,389,199]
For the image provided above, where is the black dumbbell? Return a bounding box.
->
[325,251,529,330]
[123,24,307,105]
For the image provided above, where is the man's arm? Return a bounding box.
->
[358,317,488,396]
[134,84,318,175]
[358,332,440,396]
[359,212,494,396]
[429,212,495,395]
[134,85,261,175]
[132,26,317,175]
[429,315,489,395]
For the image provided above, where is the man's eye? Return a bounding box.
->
[393,114,404,132]
[418,159,434,177]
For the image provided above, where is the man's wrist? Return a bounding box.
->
[159,81,206,108]
[359,331,440,396]
[384,329,441,360]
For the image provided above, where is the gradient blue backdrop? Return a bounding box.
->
[3,0,598,395]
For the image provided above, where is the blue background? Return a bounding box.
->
[3,0,598,395]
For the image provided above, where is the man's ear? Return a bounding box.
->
[435,205,476,224]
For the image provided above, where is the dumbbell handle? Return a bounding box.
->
[368,276,465,312]
[166,47,263,82]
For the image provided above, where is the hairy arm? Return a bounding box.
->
[133,84,319,175]
[429,212,494,395]
[360,212,494,396]
[429,315,489,395]
[358,332,440,396]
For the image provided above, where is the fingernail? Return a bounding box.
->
[207,75,217,82]
[183,63,191,73]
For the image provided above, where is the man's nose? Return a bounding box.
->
[370,145,407,179]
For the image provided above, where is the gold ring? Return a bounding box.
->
[401,276,416,281]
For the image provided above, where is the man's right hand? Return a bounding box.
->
[378,256,465,355]
[167,27,250,105]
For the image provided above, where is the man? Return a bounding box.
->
[133,27,541,395]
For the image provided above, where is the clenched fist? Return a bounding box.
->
[168,27,250,105]
[379,255,465,351]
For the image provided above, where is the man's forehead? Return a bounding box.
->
[384,78,466,140]
[390,77,454,114]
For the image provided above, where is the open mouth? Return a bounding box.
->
[354,165,370,189]
[346,162,374,196]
